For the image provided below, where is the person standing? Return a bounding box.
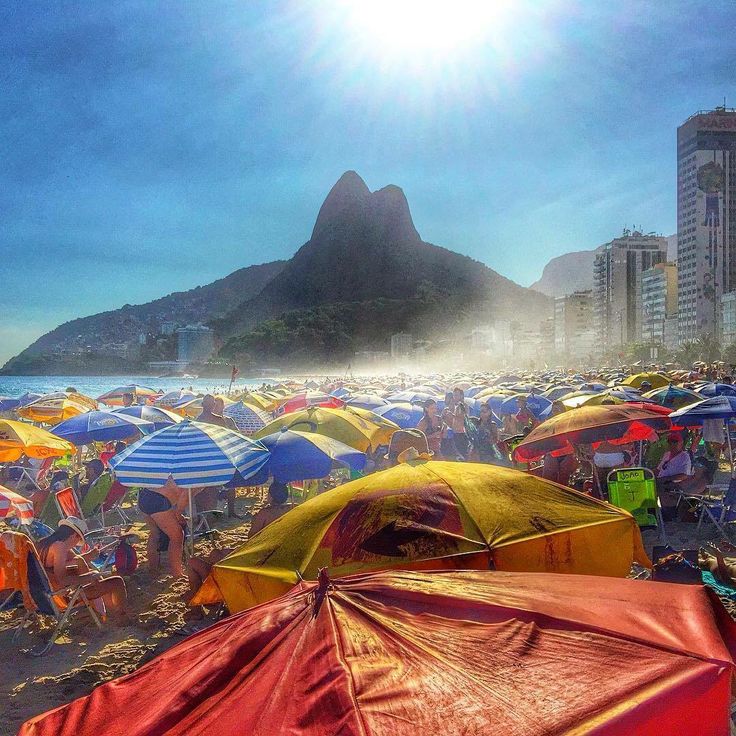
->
[417,399,443,457]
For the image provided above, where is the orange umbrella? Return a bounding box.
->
[19,569,736,736]
[513,404,671,462]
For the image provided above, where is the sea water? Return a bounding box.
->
[0,375,285,399]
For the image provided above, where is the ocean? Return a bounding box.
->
[0,375,284,399]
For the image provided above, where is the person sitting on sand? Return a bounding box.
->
[37,517,129,623]
[137,475,189,578]
[248,482,294,538]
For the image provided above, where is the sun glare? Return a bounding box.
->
[342,0,513,58]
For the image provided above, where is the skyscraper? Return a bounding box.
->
[592,231,667,353]
[677,107,736,342]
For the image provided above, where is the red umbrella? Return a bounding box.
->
[0,485,33,524]
[20,569,736,736]
[278,392,345,415]
[513,405,671,462]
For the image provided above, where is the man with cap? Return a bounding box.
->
[656,431,693,520]
[36,517,129,623]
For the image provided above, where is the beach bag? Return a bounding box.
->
[114,540,138,575]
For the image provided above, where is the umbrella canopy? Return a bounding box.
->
[155,389,197,408]
[0,393,42,413]
[670,396,736,425]
[345,393,390,410]
[642,385,702,409]
[256,429,366,482]
[497,394,552,417]
[16,392,97,425]
[386,390,439,404]
[239,391,280,412]
[696,382,736,398]
[174,395,236,418]
[195,460,648,612]
[112,405,184,430]
[52,410,154,446]
[373,402,424,428]
[222,401,271,435]
[0,419,75,462]
[254,406,396,452]
[278,392,345,415]
[109,420,269,488]
[40,568,736,736]
[513,405,671,462]
[0,485,34,524]
[541,385,576,401]
[621,372,670,389]
[97,384,159,406]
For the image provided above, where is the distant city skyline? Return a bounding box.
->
[2,1,735,365]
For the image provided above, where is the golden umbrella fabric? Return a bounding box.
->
[16,392,96,425]
[194,460,649,612]
[0,419,75,462]
[621,372,670,389]
[253,406,396,452]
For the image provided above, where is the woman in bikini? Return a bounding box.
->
[37,517,128,623]
[137,475,189,578]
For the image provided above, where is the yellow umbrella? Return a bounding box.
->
[176,395,236,419]
[560,391,625,410]
[254,406,396,452]
[194,460,648,612]
[622,372,670,390]
[343,406,400,436]
[0,419,75,462]
[240,392,280,412]
[17,392,96,425]
[473,387,516,400]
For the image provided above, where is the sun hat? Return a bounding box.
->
[59,516,89,540]
[384,429,433,461]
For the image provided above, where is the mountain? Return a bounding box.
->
[2,261,285,374]
[218,171,551,336]
[530,250,596,297]
[4,171,552,374]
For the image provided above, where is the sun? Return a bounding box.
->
[340,0,513,58]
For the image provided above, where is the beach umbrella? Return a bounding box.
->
[497,394,552,417]
[109,420,269,488]
[239,391,280,412]
[254,406,397,452]
[277,392,345,415]
[374,402,424,428]
[345,393,389,410]
[174,395,236,418]
[16,392,97,425]
[696,382,736,398]
[155,389,197,408]
[0,392,41,413]
[256,429,366,483]
[0,419,75,462]
[669,396,736,425]
[22,568,736,736]
[386,390,438,404]
[0,485,34,524]
[51,410,154,446]
[541,385,576,401]
[222,400,271,435]
[194,460,648,613]
[97,384,159,406]
[112,405,184,430]
[621,372,670,389]
[513,405,672,462]
[343,406,400,437]
[642,385,702,409]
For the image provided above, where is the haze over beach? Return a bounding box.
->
[5,3,736,736]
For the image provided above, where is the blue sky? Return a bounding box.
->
[2,0,735,365]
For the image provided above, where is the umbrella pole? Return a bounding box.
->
[728,422,735,479]
[187,487,194,557]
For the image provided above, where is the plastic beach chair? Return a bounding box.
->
[607,467,666,542]
[0,530,103,656]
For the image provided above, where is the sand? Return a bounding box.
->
[0,489,264,736]
[1,487,735,735]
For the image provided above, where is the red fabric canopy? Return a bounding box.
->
[20,569,736,736]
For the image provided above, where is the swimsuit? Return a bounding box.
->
[138,488,173,515]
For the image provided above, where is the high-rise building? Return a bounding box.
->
[592,231,667,352]
[677,107,736,342]
[554,290,596,362]
[390,333,413,360]
[641,262,678,346]
[176,325,214,363]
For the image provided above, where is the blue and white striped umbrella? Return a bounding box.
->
[109,420,270,488]
[670,396,736,425]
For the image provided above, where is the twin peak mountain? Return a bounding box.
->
[4,172,551,372]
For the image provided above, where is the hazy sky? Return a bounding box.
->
[2,0,735,365]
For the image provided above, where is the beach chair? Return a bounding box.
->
[680,480,736,538]
[0,530,102,656]
[80,472,113,520]
[607,467,666,542]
